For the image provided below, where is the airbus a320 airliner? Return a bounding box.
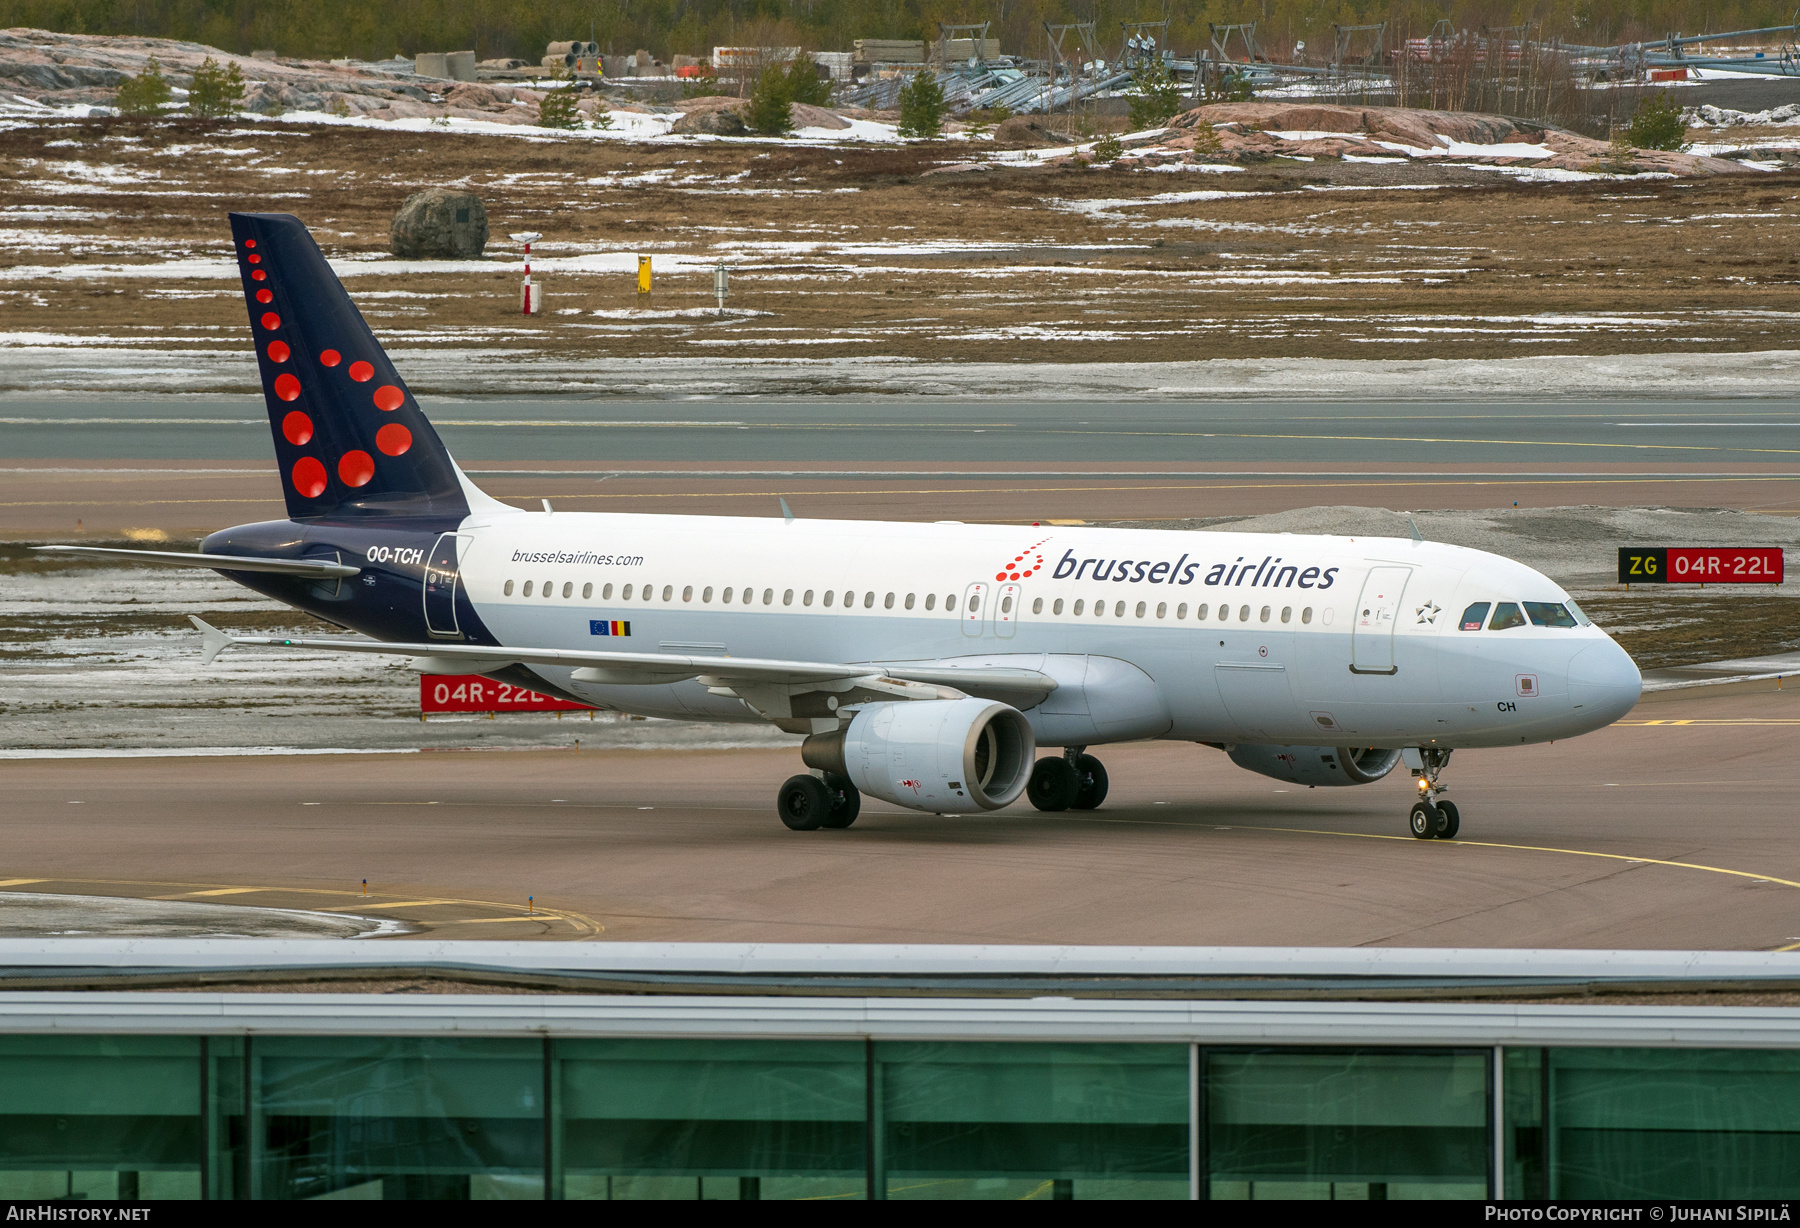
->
[42,215,1642,838]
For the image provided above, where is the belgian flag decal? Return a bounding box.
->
[589,620,631,637]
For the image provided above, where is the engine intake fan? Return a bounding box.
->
[803,697,1035,814]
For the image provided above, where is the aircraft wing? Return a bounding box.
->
[187,617,1056,704]
[36,546,360,579]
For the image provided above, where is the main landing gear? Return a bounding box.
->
[777,772,861,831]
[1406,748,1459,840]
[1026,748,1109,813]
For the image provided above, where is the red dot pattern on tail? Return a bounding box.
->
[348,360,373,382]
[255,289,273,304]
[260,312,280,331]
[291,456,326,498]
[266,340,290,363]
[338,450,375,487]
[273,373,301,402]
[376,423,412,456]
[282,411,312,445]
[372,385,404,412]
[319,349,341,368]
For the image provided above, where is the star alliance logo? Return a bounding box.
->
[1416,601,1441,624]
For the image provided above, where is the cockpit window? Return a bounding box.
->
[1524,601,1579,628]
[1488,602,1527,631]
[1459,602,1491,631]
[1564,599,1592,627]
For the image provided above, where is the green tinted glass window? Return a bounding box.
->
[875,1042,1189,1200]
[554,1039,866,1200]
[0,1036,202,1201]
[1207,1050,1490,1200]
[1544,1049,1800,1199]
[249,1037,544,1201]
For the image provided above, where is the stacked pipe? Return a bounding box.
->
[544,41,601,73]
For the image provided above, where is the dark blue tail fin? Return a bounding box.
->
[230,213,469,522]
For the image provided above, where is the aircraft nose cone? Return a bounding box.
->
[1568,638,1642,726]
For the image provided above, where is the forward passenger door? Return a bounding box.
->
[1350,566,1410,675]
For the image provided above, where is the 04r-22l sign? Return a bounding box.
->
[1618,546,1785,584]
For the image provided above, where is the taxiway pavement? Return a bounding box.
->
[6,680,1798,949]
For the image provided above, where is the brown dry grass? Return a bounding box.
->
[2,115,1798,365]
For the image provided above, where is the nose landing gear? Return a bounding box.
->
[1407,748,1459,839]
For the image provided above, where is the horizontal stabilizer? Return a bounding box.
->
[188,615,235,666]
[36,545,360,578]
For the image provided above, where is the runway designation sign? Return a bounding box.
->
[1618,546,1784,585]
[421,675,594,713]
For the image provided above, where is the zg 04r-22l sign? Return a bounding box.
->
[1618,546,1785,584]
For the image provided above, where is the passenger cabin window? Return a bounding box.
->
[1301,607,1313,624]
[1460,602,1491,631]
[544,580,554,599]
[864,592,876,609]
[905,594,915,610]
[683,586,693,602]
[1488,602,1527,631]
[645,586,654,602]
[504,580,515,596]
[662,585,673,602]
[946,595,957,612]
[1053,599,1064,615]
[763,589,774,605]
[522,580,533,597]
[1033,598,1044,614]
[924,594,936,611]
[563,582,573,598]
[621,584,633,600]
[703,586,714,603]
[1176,603,1188,619]
[1072,599,1084,615]
[823,590,834,607]
[884,592,894,609]
[1196,604,1208,620]
[804,590,814,606]
[783,589,794,606]
[602,583,613,600]
[582,583,592,600]
[1524,601,1579,628]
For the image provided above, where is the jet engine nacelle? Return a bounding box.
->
[803,697,1035,814]
[1225,744,1403,787]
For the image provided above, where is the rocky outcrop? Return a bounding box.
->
[1145,101,1757,176]
[992,115,1076,148]
[671,96,749,135]
[389,188,488,259]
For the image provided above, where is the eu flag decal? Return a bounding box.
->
[589,620,631,637]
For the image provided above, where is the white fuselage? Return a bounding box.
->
[432,510,1642,750]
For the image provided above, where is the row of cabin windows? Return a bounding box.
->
[499,578,1316,626]
[503,580,968,611]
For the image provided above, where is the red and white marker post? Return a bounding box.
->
[511,230,543,315]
